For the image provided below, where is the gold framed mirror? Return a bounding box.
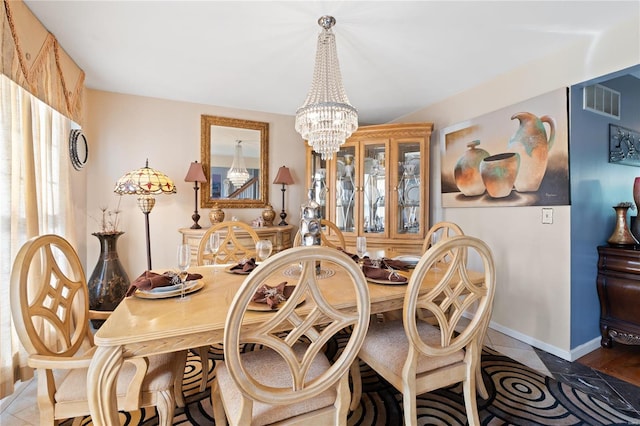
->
[201,115,269,208]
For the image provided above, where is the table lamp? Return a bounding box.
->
[273,166,294,226]
[114,159,176,270]
[184,161,207,229]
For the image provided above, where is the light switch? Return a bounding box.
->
[542,208,553,224]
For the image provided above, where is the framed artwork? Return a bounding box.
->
[441,88,570,207]
[609,124,640,167]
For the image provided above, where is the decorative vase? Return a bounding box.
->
[209,204,225,224]
[88,232,129,328]
[262,204,276,226]
[607,205,639,246]
[506,111,556,192]
[479,152,520,198]
[454,140,490,196]
[632,178,640,241]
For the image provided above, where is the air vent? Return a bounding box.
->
[583,84,620,119]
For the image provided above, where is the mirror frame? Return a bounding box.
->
[201,115,269,208]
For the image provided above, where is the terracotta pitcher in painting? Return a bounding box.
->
[507,112,556,192]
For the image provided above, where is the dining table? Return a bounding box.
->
[86,258,482,425]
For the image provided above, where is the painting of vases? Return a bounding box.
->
[441,88,569,208]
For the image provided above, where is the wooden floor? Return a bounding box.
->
[577,343,640,387]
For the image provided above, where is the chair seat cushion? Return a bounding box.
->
[55,352,177,403]
[215,344,337,426]
[360,319,465,377]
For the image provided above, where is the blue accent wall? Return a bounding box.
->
[570,66,640,348]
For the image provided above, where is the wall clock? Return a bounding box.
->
[69,129,88,170]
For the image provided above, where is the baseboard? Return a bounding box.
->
[485,319,601,362]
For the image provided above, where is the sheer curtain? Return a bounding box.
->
[0,74,78,399]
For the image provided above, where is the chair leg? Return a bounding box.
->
[349,359,362,411]
[155,389,175,426]
[463,375,480,426]
[174,350,188,407]
[211,376,228,426]
[197,345,210,392]
[476,364,489,399]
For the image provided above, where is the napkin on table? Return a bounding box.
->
[229,258,257,273]
[252,281,293,309]
[362,265,407,283]
[365,257,411,271]
[337,247,368,262]
[126,270,203,297]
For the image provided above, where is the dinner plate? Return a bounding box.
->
[247,285,306,311]
[134,280,204,299]
[406,185,420,204]
[366,277,408,285]
[393,255,420,266]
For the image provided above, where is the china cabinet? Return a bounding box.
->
[179,224,294,266]
[305,123,433,255]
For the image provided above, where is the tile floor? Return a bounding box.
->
[2,328,639,424]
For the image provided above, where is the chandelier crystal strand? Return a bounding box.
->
[227,140,250,188]
[295,16,358,160]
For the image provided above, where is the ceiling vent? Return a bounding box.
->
[583,84,620,119]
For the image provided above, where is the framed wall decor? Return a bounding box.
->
[609,124,640,166]
[440,88,570,207]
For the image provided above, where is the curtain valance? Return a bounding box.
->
[1,0,84,124]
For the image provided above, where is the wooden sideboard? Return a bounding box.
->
[179,224,294,266]
[596,245,640,347]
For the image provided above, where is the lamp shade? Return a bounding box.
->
[184,161,207,183]
[114,159,176,195]
[273,166,294,185]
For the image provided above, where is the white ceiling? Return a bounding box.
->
[25,1,639,124]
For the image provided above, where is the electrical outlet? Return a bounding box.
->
[542,208,553,224]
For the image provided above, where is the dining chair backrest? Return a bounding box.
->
[293,218,346,249]
[407,235,495,357]
[421,221,464,253]
[197,221,260,265]
[218,246,370,419]
[11,234,93,358]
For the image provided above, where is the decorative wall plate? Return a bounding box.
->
[69,129,88,170]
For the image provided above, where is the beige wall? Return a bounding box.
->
[84,90,305,279]
[398,17,639,359]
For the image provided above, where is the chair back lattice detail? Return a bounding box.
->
[293,219,346,249]
[11,234,92,358]
[197,221,260,265]
[224,245,370,405]
[406,235,495,358]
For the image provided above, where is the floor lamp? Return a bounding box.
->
[114,159,176,270]
[184,160,207,229]
[273,166,294,226]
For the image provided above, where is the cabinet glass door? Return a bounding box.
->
[362,143,386,236]
[396,142,422,234]
[334,145,357,233]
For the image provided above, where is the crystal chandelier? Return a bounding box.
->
[227,140,250,188]
[295,15,358,160]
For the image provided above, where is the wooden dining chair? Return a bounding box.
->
[211,246,370,425]
[9,234,180,425]
[351,235,496,426]
[293,218,346,249]
[197,220,260,265]
[188,221,262,394]
[421,221,464,253]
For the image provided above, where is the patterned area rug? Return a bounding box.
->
[66,335,640,425]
